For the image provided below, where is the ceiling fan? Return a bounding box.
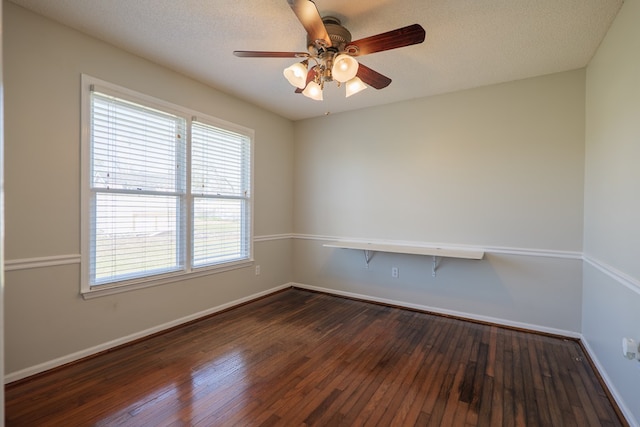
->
[233,0,426,100]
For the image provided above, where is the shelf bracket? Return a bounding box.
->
[363,250,375,267]
[432,255,439,277]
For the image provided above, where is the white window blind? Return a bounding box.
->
[82,76,253,294]
[191,121,251,267]
[90,91,186,285]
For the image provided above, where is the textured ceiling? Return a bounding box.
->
[9,0,623,120]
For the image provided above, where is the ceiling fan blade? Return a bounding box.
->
[295,68,317,93]
[234,51,309,58]
[287,0,331,47]
[356,63,392,89]
[349,24,426,57]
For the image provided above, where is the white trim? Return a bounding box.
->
[294,233,582,259]
[254,233,294,242]
[487,246,581,259]
[583,254,640,296]
[292,282,581,339]
[4,283,293,384]
[4,254,81,271]
[580,336,639,427]
[81,260,254,299]
[3,236,288,273]
[2,235,583,273]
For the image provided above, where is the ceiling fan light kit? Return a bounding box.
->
[331,54,359,83]
[283,61,309,89]
[234,0,425,101]
[345,76,367,98]
[302,80,323,100]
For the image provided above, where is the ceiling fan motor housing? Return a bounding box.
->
[307,16,352,54]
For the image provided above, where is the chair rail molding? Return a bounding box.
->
[5,254,82,271]
[583,254,640,296]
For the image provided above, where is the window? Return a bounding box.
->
[81,75,253,296]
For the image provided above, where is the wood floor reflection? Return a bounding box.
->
[5,288,625,426]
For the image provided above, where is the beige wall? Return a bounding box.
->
[293,70,586,334]
[294,71,585,250]
[583,0,640,423]
[3,2,294,376]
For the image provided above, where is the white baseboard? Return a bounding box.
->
[580,337,639,427]
[292,282,581,339]
[4,283,292,384]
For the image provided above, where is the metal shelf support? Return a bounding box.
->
[364,250,374,267]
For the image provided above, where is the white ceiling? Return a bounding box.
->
[9,0,623,121]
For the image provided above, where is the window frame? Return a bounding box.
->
[80,75,254,298]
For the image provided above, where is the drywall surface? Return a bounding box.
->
[293,70,586,333]
[3,2,293,376]
[293,239,583,334]
[294,70,585,251]
[582,263,640,426]
[583,0,640,424]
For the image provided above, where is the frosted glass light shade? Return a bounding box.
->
[302,81,323,101]
[283,62,308,89]
[345,77,367,97]
[331,54,359,83]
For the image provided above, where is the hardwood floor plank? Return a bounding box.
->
[510,331,528,426]
[376,319,439,426]
[518,336,541,426]
[488,324,505,426]
[501,332,514,426]
[421,321,467,418]
[439,362,468,427]
[542,375,565,427]
[475,374,494,426]
[570,369,607,427]
[5,289,626,426]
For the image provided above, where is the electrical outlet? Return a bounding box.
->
[255,265,261,276]
[392,267,399,278]
[622,337,638,360]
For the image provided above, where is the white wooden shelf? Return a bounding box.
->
[323,241,484,276]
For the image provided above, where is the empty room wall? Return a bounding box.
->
[583,0,640,423]
[293,70,586,335]
[3,2,294,378]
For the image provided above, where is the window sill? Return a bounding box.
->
[81,259,253,300]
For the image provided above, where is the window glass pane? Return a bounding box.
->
[93,193,183,284]
[91,92,186,192]
[193,198,249,267]
[191,122,250,197]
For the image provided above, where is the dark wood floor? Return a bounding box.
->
[6,288,625,426]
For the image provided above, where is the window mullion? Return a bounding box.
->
[185,116,194,273]
[176,115,188,275]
